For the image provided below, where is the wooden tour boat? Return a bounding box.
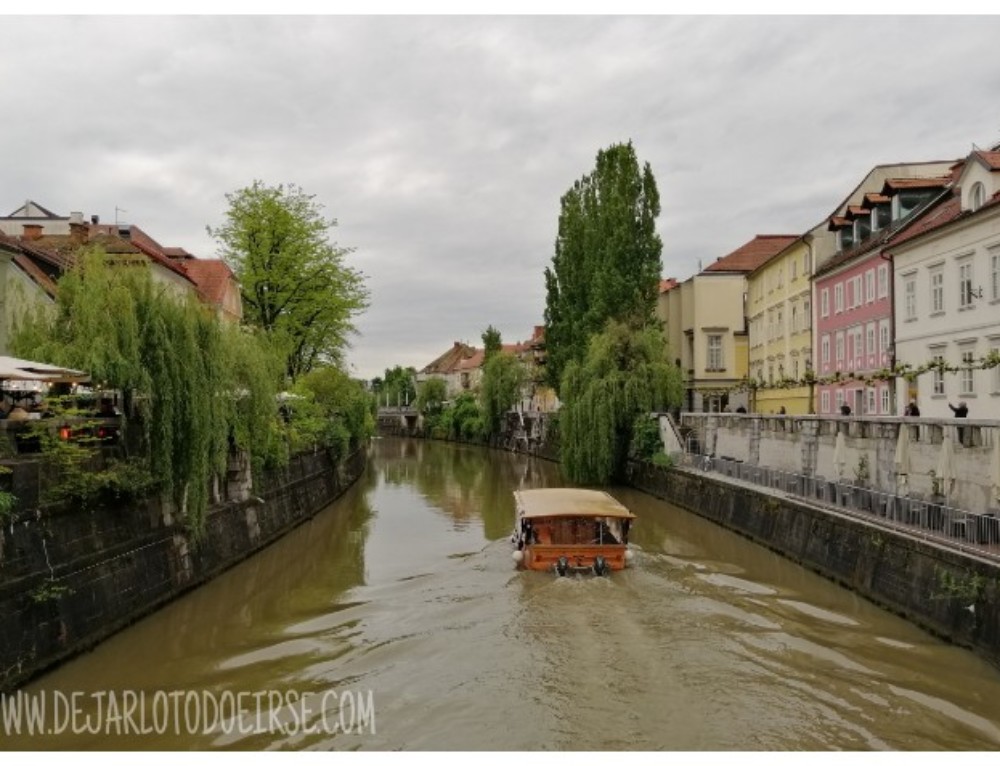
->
[510,488,636,576]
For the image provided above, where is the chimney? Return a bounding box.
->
[68,211,84,225]
[22,224,43,241]
[69,221,88,245]
[91,214,100,225]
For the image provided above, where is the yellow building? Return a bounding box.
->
[746,236,815,414]
[659,235,796,412]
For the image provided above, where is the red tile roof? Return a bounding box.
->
[659,277,678,293]
[185,259,235,308]
[863,193,890,205]
[702,235,797,274]
[885,193,963,249]
[881,177,951,193]
[12,253,57,298]
[421,342,478,375]
[846,205,870,217]
[975,151,1000,171]
[827,216,851,230]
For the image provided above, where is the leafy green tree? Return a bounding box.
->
[480,352,526,437]
[377,365,416,407]
[482,325,502,362]
[560,320,682,485]
[543,141,662,389]
[417,377,447,416]
[291,365,375,461]
[208,181,370,380]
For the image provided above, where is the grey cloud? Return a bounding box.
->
[3,15,998,380]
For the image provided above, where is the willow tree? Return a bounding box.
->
[543,141,662,390]
[208,181,370,380]
[560,320,683,485]
[11,249,283,531]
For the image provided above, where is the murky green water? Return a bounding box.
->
[5,437,1000,750]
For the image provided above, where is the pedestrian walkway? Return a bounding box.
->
[676,452,1000,563]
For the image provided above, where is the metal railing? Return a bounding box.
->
[675,451,1000,560]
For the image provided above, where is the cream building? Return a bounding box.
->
[660,235,796,413]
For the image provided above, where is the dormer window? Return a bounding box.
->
[853,216,871,244]
[971,182,986,212]
[838,227,854,252]
[870,203,891,231]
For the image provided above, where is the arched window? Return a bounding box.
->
[971,182,986,212]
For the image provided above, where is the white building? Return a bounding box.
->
[888,148,1000,418]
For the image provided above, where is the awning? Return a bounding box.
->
[0,355,90,384]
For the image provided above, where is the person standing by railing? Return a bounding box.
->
[949,401,969,446]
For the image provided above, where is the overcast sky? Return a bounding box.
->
[3,15,999,380]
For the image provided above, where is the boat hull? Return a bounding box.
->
[522,543,628,573]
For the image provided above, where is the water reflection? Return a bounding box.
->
[7,438,1000,751]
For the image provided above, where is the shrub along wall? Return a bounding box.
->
[0,447,366,692]
[627,461,1000,667]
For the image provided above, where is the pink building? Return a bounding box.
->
[813,177,950,416]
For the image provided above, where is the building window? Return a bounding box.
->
[865,269,875,303]
[932,354,945,395]
[802,298,811,329]
[959,260,974,308]
[821,288,830,317]
[879,320,890,357]
[834,283,844,313]
[971,182,986,212]
[707,334,723,371]
[961,349,976,395]
[821,390,830,413]
[877,263,889,299]
[803,252,810,275]
[930,267,944,313]
[821,335,830,364]
[881,386,890,414]
[854,327,863,368]
[793,359,799,380]
[836,389,844,410]
[866,323,876,356]
[866,387,876,414]
[790,305,798,334]
[791,260,797,281]
[836,332,845,365]
[854,276,862,308]
[904,275,917,320]
[991,247,1000,301]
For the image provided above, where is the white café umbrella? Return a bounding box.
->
[0,355,88,384]
[833,430,847,479]
[936,433,957,502]
[894,423,911,496]
[991,430,1000,504]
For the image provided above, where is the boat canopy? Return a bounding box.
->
[514,488,636,520]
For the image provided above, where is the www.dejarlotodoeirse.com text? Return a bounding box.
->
[0,688,376,738]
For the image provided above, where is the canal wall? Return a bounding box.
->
[627,460,1000,666]
[0,447,367,692]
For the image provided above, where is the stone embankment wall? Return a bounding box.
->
[681,413,1000,515]
[628,460,1000,666]
[0,447,366,692]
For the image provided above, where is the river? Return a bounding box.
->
[6,437,1000,750]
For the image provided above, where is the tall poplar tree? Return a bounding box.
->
[543,141,662,390]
